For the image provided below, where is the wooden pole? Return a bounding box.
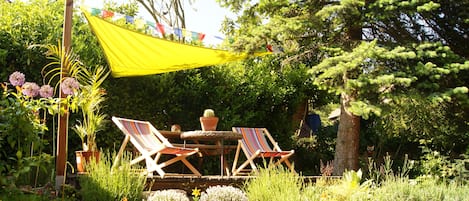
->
[56,0,73,191]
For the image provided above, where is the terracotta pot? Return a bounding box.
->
[200,116,219,131]
[76,150,100,173]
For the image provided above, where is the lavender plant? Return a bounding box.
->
[199,185,247,201]
[146,190,189,201]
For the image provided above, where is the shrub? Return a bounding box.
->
[146,190,189,201]
[200,185,247,201]
[0,72,60,190]
[243,166,303,201]
[311,169,372,201]
[79,150,146,201]
[418,146,469,185]
[371,177,469,201]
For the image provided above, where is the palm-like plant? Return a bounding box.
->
[33,42,110,151]
[72,66,109,151]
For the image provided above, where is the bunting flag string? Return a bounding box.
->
[86,7,224,44]
[81,9,271,77]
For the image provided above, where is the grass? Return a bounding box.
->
[242,163,469,201]
[78,150,146,201]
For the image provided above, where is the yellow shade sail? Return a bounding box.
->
[83,11,270,77]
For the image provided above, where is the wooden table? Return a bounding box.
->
[181,131,242,176]
[159,130,181,139]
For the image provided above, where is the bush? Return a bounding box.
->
[243,166,304,201]
[307,170,372,201]
[417,146,469,184]
[199,185,247,201]
[79,150,146,201]
[0,72,59,190]
[371,177,469,201]
[146,189,189,201]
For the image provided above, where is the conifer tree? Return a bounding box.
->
[218,0,468,175]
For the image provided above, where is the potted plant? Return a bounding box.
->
[200,109,219,131]
[72,66,109,173]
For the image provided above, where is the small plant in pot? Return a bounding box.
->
[72,66,109,173]
[200,109,219,131]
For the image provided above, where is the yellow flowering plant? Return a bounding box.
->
[192,187,201,201]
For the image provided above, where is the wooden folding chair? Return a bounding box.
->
[112,116,201,178]
[231,127,295,176]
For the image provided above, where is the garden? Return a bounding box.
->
[1,0,468,200]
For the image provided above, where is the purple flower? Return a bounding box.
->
[9,71,25,86]
[39,85,54,98]
[21,82,40,97]
[61,77,80,95]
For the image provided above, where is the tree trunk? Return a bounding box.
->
[333,92,360,175]
[332,3,363,175]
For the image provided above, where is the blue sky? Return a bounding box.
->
[81,0,235,45]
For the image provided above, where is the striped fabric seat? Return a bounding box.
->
[231,127,295,176]
[112,116,201,178]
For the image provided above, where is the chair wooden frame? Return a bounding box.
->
[231,127,295,176]
[112,116,201,178]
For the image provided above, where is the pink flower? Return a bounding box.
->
[9,71,25,86]
[39,85,54,98]
[61,77,79,95]
[21,82,40,97]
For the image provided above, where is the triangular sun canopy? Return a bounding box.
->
[83,11,269,77]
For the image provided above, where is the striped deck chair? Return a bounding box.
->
[112,116,201,178]
[231,127,295,176]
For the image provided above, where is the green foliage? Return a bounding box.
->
[0,0,64,82]
[146,190,189,201]
[219,0,469,173]
[0,81,59,190]
[0,192,56,201]
[79,150,146,201]
[322,169,372,201]
[200,185,247,201]
[242,162,469,200]
[418,146,469,185]
[72,66,110,151]
[374,93,469,151]
[370,177,469,201]
[365,154,415,186]
[0,0,107,160]
[243,166,304,201]
[366,0,469,57]
[104,0,139,16]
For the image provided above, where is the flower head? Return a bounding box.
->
[39,85,54,98]
[21,82,40,97]
[9,71,25,86]
[192,187,201,198]
[61,77,80,95]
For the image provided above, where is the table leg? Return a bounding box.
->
[220,139,224,176]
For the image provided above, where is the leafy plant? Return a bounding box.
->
[417,145,469,185]
[79,150,146,201]
[0,72,63,190]
[72,66,109,151]
[36,42,110,152]
[371,177,469,201]
[146,190,189,201]
[322,169,372,201]
[366,154,415,185]
[243,166,304,201]
[200,185,247,201]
